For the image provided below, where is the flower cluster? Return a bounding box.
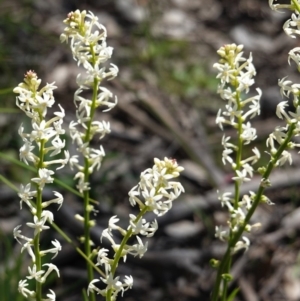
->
[129,158,185,216]
[60,10,118,194]
[269,0,300,38]
[267,1,300,166]
[211,4,300,300]
[88,158,184,300]
[213,44,262,252]
[13,71,68,301]
[60,10,120,299]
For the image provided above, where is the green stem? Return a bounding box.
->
[82,52,99,301]
[211,123,296,301]
[219,87,243,299]
[0,171,105,278]
[34,193,42,301]
[106,207,149,301]
[220,256,231,301]
[34,139,46,301]
[0,173,18,191]
[83,188,95,301]
[234,91,243,209]
[0,151,98,205]
[292,0,300,13]
[51,222,105,277]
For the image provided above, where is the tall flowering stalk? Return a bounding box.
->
[13,71,69,301]
[60,10,118,300]
[87,157,184,301]
[211,1,300,299]
[212,44,262,300]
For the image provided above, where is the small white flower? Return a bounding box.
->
[222,135,236,150]
[19,140,37,165]
[27,264,44,281]
[40,239,62,259]
[31,168,54,189]
[87,279,104,296]
[241,194,252,210]
[108,215,125,236]
[43,289,56,301]
[288,47,300,69]
[276,150,292,166]
[21,241,36,262]
[289,105,300,123]
[237,70,255,93]
[74,171,90,193]
[101,228,117,245]
[269,0,291,11]
[284,13,300,38]
[278,77,293,98]
[126,236,148,258]
[30,120,55,141]
[232,169,251,185]
[217,191,233,207]
[214,62,235,84]
[26,215,50,236]
[215,225,229,241]
[123,275,133,291]
[241,163,254,178]
[89,146,105,171]
[46,136,66,157]
[18,183,37,211]
[241,122,257,144]
[276,101,290,120]
[96,87,117,112]
[233,236,250,253]
[96,248,111,273]
[100,273,122,290]
[103,63,119,80]
[231,207,246,224]
[42,191,64,210]
[40,263,60,283]
[42,210,54,224]
[13,225,32,245]
[91,120,111,139]
[18,279,35,298]
[222,148,234,165]
[44,150,70,170]
[129,215,149,235]
[216,110,227,131]
[128,185,141,207]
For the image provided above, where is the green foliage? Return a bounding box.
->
[0,230,27,301]
[226,288,239,301]
[131,19,218,107]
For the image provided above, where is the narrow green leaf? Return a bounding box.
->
[0,151,98,204]
[0,87,13,95]
[227,288,239,301]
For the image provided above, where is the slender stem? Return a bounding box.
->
[219,85,243,300]
[234,91,243,209]
[0,173,18,191]
[34,190,42,301]
[292,0,300,13]
[51,222,105,277]
[34,139,46,301]
[220,256,232,301]
[0,171,105,278]
[0,151,98,204]
[83,188,95,301]
[82,47,99,301]
[106,207,149,301]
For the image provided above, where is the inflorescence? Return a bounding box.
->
[13,71,69,301]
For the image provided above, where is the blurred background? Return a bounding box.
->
[1,0,300,300]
